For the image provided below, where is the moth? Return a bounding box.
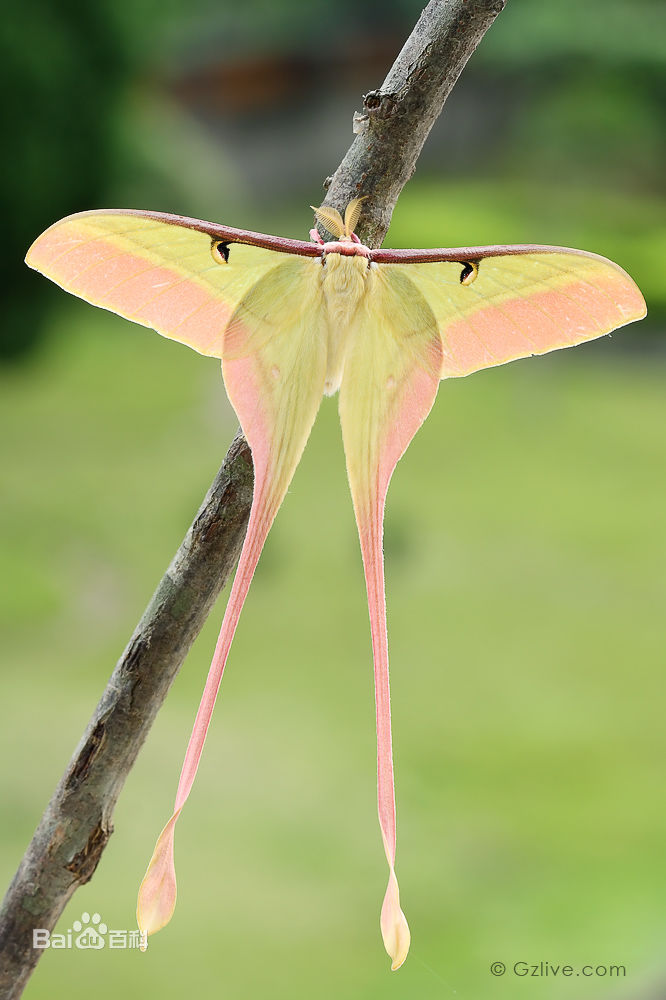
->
[26,198,646,969]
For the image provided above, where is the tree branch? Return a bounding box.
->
[0,432,254,996]
[0,1,505,994]
[324,0,506,248]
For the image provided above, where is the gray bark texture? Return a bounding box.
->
[0,0,506,995]
[322,0,507,248]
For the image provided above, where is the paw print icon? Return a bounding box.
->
[73,912,107,949]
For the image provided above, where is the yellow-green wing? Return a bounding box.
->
[137,253,328,943]
[338,266,443,971]
[383,249,646,377]
[223,254,327,500]
[28,209,332,945]
[25,210,318,358]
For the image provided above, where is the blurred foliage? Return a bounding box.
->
[1,0,132,358]
[2,0,663,357]
[387,179,664,340]
[1,304,665,999]
[480,0,665,64]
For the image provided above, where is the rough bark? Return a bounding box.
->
[0,1,506,995]
[0,433,253,997]
[322,0,507,248]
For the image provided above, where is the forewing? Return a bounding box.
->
[25,210,318,358]
[381,249,646,378]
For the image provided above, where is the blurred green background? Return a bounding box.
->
[1,1,665,998]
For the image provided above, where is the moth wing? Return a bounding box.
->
[339,266,442,507]
[135,254,328,942]
[25,209,318,359]
[337,266,443,972]
[222,254,327,486]
[380,248,646,378]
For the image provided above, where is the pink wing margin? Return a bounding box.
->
[25,209,322,359]
[372,244,646,378]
